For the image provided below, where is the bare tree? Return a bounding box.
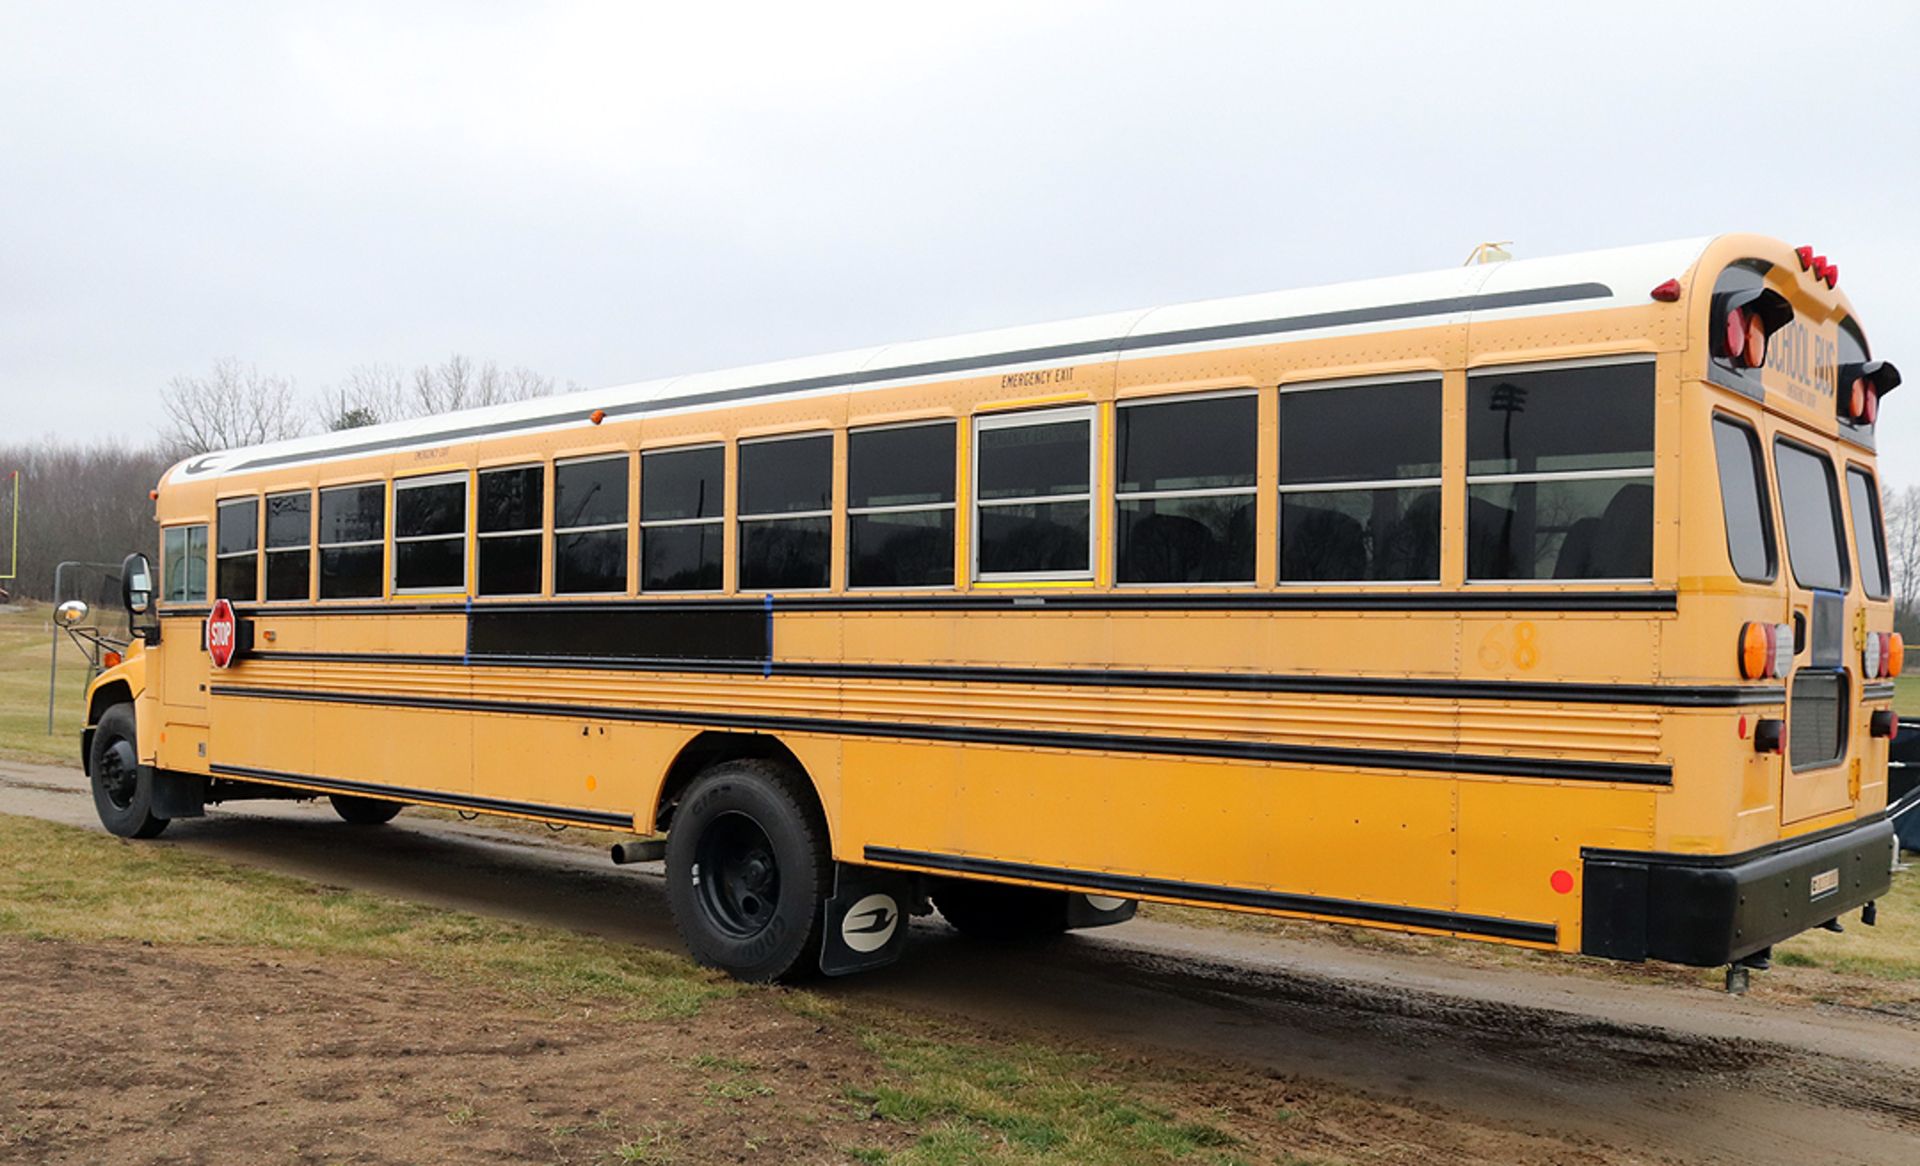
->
[320,363,409,430]
[159,359,307,456]
[0,439,171,600]
[410,355,554,416]
[1884,483,1920,634]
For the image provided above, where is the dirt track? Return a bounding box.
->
[6,758,1919,1165]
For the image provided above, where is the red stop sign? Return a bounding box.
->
[206,598,239,669]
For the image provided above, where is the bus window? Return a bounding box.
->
[162,524,207,603]
[1710,417,1774,583]
[848,421,955,588]
[642,446,724,591]
[393,473,468,594]
[739,434,833,591]
[974,406,1095,580]
[1846,467,1889,600]
[1116,394,1256,584]
[215,497,259,601]
[1467,362,1654,581]
[1278,379,1440,582]
[1773,440,1849,592]
[318,483,385,599]
[477,465,544,597]
[264,491,312,601]
[553,455,628,595]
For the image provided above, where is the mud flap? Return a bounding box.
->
[149,769,206,819]
[819,864,910,977]
[1066,893,1137,930]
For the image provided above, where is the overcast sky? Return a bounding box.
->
[4,2,1917,482]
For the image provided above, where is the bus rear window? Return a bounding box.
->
[1846,467,1890,600]
[1710,417,1774,583]
[1773,441,1848,592]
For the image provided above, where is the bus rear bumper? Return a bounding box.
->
[1580,816,1897,966]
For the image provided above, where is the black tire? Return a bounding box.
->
[330,794,403,825]
[665,759,829,983]
[933,878,1070,942]
[87,703,167,840]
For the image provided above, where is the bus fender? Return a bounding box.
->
[818,863,912,976]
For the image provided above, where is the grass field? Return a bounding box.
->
[0,812,1332,1166]
[0,602,96,765]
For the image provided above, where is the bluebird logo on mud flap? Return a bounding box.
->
[840,893,899,953]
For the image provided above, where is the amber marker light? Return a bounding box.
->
[589,409,606,425]
[1890,634,1906,678]
[1738,621,1775,680]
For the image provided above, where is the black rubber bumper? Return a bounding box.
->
[1581,816,1896,966]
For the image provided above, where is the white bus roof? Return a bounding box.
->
[174,235,1715,481]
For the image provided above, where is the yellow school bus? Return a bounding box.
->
[83,233,1903,985]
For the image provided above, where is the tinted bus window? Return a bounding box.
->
[739,434,832,590]
[1710,418,1774,583]
[1467,363,1654,580]
[849,422,955,588]
[1279,380,1440,582]
[216,497,259,601]
[1117,394,1256,584]
[554,456,628,594]
[478,465,544,597]
[1846,467,1890,600]
[642,446,723,591]
[1774,441,1848,592]
[318,483,385,599]
[264,491,311,601]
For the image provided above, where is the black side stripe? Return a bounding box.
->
[208,763,632,829]
[207,684,1673,785]
[164,588,1681,619]
[864,846,1558,945]
[241,649,1784,709]
[227,282,1613,472]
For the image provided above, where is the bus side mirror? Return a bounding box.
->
[122,552,160,644]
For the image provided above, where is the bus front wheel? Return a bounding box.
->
[87,703,168,840]
[329,795,403,825]
[665,759,829,983]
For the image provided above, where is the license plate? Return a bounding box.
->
[1810,868,1840,900]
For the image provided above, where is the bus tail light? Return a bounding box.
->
[1715,288,1793,370]
[1724,307,1750,363]
[1871,710,1897,739]
[1739,621,1792,679]
[1890,633,1905,678]
[1753,718,1786,755]
[1840,361,1900,426]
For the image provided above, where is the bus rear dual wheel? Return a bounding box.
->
[664,759,1075,981]
[666,759,831,983]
